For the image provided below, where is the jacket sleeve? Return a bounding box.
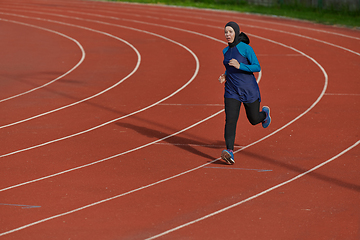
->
[238,44,261,73]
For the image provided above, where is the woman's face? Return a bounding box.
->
[225,26,235,44]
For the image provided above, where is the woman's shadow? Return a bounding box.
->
[116,122,227,164]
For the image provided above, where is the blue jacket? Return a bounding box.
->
[223,42,261,103]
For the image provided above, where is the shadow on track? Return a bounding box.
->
[116,122,222,161]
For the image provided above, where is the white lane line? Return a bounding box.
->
[232,33,328,155]
[243,23,360,57]
[17,6,357,91]
[0,66,257,192]
[0,66,251,191]
[0,12,199,157]
[0,18,85,103]
[115,2,360,41]
[3,1,325,183]
[0,30,328,236]
[152,17,360,57]
[0,2,325,194]
[325,93,360,96]
[0,62,255,191]
[1,3,356,238]
[231,13,360,41]
[0,12,141,130]
[1,7,264,84]
[88,10,342,165]
[78,2,353,56]
[146,140,360,239]
[0,110,223,237]
[46,0,359,42]
[0,7,226,44]
[0,110,222,193]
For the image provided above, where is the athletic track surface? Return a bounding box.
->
[0,0,359,239]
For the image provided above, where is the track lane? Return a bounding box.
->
[0,18,85,103]
[0,4,202,189]
[0,13,139,129]
[0,30,326,240]
[0,13,201,154]
[0,0,359,239]
[0,5,320,189]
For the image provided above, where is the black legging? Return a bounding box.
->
[224,98,266,150]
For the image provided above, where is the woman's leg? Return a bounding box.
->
[224,98,241,150]
[243,99,266,125]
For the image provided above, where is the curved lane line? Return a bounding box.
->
[0,1,329,200]
[144,17,360,57]
[243,24,360,57]
[0,76,262,192]
[0,18,85,103]
[0,11,199,157]
[110,2,360,41]
[0,12,141,130]
[146,140,360,239]
[0,32,328,236]
[0,5,326,194]
[20,7,359,58]
[0,3,357,237]
[5,2,359,41]
[0,110,222,193]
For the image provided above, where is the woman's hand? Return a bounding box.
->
[218,74,226,83]
[229,59,240,69]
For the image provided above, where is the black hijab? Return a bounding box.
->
[225,21,250,48]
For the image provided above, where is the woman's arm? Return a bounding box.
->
[237,44,261,73]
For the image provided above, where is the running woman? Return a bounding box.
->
[218,21,271,165]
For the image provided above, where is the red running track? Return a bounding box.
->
[0,0,359,239]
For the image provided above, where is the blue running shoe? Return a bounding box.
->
[262,106,271,128]
[221,149,235,165]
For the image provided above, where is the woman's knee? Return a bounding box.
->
[248,117,260,125]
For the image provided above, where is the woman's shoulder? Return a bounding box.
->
[236,42,255,54]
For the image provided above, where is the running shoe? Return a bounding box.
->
[221,149,235,165]
[262,106,271,128]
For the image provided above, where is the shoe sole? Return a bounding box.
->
[221,151,235,165]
